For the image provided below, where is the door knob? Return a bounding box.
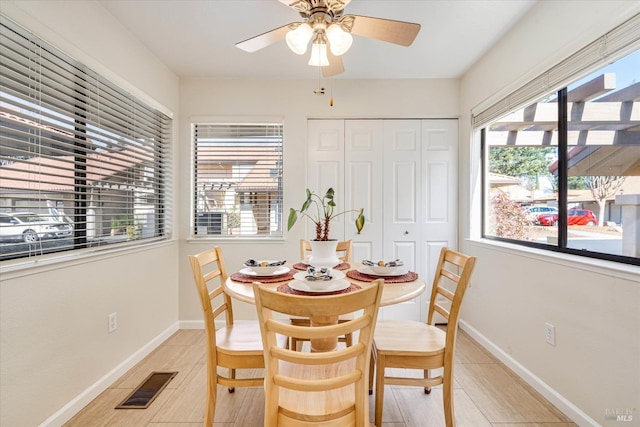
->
[404,230,409,235]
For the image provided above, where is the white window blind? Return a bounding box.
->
[472,13,640,129]
[192,123,283,238]
[0,16,172,261]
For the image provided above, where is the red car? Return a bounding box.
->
[568,209,597,225]
[536,209,598,226]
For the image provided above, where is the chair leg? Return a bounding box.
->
[228,368,236,393]
[205,362,217,426]
[424,369,431,394]
[443,367,454,427]
[374,354,385,427]
[368,351,375,395]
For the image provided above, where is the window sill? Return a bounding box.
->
[187,236,285,244]
[467,238,640,283]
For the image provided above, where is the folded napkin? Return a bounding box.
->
[362,259,404,267]
[244,259,286,267]
[305,266,333,281]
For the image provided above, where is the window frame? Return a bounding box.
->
[474,14,640,267]
[190,121,284,241]
[480,71,639,267]
[0,15,172,265]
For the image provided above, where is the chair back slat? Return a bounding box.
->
[274,369,362,392]
[272,342,366,366]
[436,285,455,302]
[433,303,450,321]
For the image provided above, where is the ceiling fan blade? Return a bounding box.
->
[236,24,292,53]
[348,15,421,46]
[322,52,344,77]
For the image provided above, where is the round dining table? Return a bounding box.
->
[225,262,426,352]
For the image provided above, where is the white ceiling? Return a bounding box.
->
[99,0,536,80]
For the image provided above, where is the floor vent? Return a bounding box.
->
[115,371,178,409]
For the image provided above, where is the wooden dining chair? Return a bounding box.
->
[189,246,286,426]
[300,238,353,263]
[253,279,383,427]
[291,239,354,351]
[369,247,477,427]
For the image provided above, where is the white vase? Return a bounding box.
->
[308,240,341,268]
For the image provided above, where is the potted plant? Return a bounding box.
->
[288,187,365,241]
[288,188,364,266]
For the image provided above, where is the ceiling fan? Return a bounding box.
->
[235,0,421,77]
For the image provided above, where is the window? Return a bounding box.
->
[191,123,283,238]
[0,16,172,262]
[478,17,639,266]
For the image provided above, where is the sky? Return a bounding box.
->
[568,49,639,95]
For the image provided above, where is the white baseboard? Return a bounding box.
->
[39,322,180,427]
[179,320,204,329]
[459,320,599,427]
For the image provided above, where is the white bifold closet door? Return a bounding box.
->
[307,119,458,322]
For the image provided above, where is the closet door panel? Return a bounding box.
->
[381,120,422,321]
[421,119,458,321]
[345,120,383,262]
[307,120,345,239]
[421,120,458,245]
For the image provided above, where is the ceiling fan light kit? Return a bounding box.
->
[285,22,313,54]
[308,33,330,66]
[236,0,421,77]
[325,24,352,56]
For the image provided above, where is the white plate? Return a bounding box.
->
[288,278,351,293]
[239,266,290,277]
[293,270,345,281]
[357,266,408,277]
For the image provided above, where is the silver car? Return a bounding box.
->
[0,212,73,243]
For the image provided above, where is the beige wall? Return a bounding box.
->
[459,1,640,425]
[0,2,180,426]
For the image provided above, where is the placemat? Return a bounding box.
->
[230,271,295,283]
[346,270,419,283]
[277,283,362,296]
[292,262,350,271]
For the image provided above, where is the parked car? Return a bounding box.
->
[534,208,598,227]
[568,209,597,226]
[0,212,73,243]
[524,206,559,225]
[537,213,558,226]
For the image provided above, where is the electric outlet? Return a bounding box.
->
[544,322,555,346]
[108,312,117,333]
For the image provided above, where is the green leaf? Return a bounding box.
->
[287,208,298,231]
[355,209,365,234]
[325,188,335,199]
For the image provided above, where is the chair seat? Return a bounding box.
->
[216,321,264,354]
[374,319,446,356]
[217,321,288,354]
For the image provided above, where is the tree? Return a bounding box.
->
[489,146,556,190]
[584,176,626,226]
